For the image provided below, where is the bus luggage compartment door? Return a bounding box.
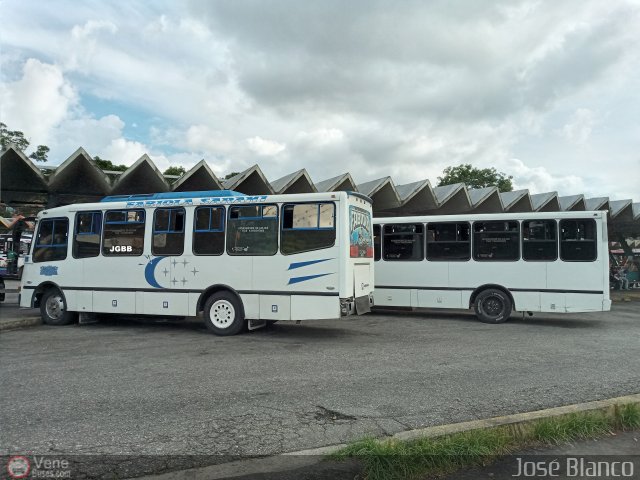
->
[353,263,372,314]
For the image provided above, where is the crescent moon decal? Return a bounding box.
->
[144,257,166,289]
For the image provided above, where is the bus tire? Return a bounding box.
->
[40,288,77,326]
[203,291,246,336]
[474,288,511,324]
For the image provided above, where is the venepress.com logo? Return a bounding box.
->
[6,456,31,479]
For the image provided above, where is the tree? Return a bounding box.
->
[0,122,29,151]
[163,165,186,176]
[93,156,128,172]
[29,145,50,163]
[224,171,241,180]
[437,164,513,192]
[0,122,50,162]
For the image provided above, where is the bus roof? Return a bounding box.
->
[100,190,245,202]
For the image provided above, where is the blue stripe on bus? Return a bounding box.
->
[288,272,333,285]
[288,258,333,270]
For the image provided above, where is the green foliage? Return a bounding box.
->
[163,165,186,176]
[1,122,50,162]
[615,404,640,431]
[0,122,30,151]
[224,171,241,180]
[437,164,513,192]
[93,156,128,172]
[531,413,611,444]
[29,145,50,162]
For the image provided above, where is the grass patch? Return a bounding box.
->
[616,403,640,430]
[531,412,611,444]
[331,404,640,480]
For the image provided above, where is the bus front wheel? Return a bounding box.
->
[474,288,512,324]
[40,288,77,326]
[204,291,246,336]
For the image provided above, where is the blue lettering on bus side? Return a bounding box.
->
[40,266,59,276]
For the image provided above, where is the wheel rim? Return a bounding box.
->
[45,294,65,320]
[210,299,235,329]
[482,295,504,317]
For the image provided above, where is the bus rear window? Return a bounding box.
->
[34,218,69,263]
[103,210,145,256]
[227,204,278,255]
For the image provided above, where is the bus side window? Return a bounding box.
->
[34,218,69,263]
[280,203,336,255]
[227,204,278,256]
[103,210,145,256]
[373,225,381,261]
[473,221,520,261]
[560,219,596,261]
[522,220,557,261]
[383,224,424,261]
[153,208,185,256]
[426,222,471,261]
[73,211,102,259]
[193,206,225,255]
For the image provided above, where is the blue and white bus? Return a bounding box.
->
[19,190,374,335]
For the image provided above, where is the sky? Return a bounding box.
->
[1,0,639,200]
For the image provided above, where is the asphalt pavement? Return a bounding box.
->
[1,292,639,478]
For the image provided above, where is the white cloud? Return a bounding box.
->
[0,59,77,146]
[185,125,234,154]
[560,108,596,144]
[507,158,586,195]
[246,136,286,156]
[71,19,118,39]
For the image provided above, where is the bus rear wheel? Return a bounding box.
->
[204,291,246,336]
[474,288,511,324]
[40,288,77,326]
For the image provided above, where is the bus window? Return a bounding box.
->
[560,219,596,261]
[227,204,278,255]
[523,220,557,261]
[473,221,519,261]
[281,203,336,255]
[426,222,470,261]
[153,208,185,256]
[383,224,424,261]
[73,211,102,259]
[193,206,225,255]
[373,225,381,261]
[33,218,69,263]
[103,210,145,256]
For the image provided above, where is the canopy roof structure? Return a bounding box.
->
[1,146,638,236]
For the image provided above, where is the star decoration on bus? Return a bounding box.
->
[181,278,187,285]
[191,267,199,276]
[181,259,189,267]
[162,268,169,276]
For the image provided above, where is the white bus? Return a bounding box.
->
[19,190,374,335]
[373,211,611,323]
